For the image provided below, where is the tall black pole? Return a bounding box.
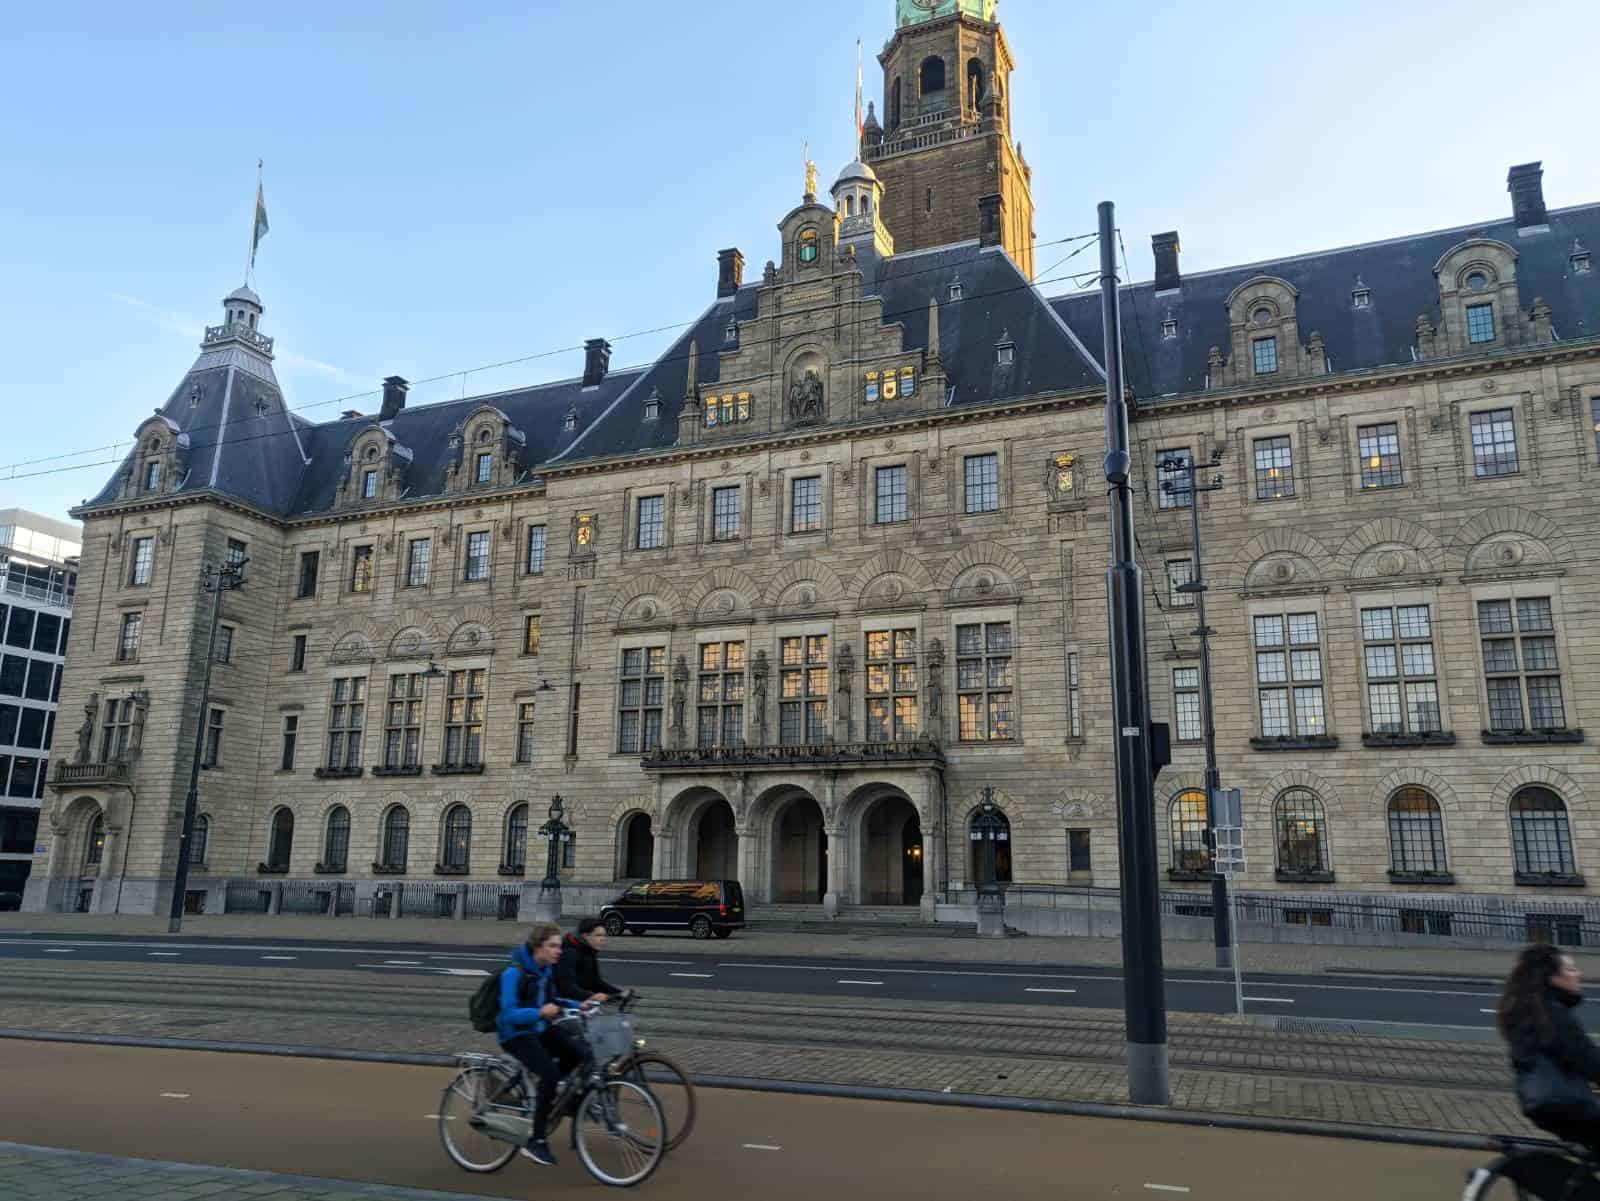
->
[1099,201,1169,1105]
[167,560,242,934]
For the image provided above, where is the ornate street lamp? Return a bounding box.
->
[533,795,573,919]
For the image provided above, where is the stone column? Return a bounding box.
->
[823,825,846,919]
[93,823,124,914]
[920,823,941,923]
[735,825,762,903]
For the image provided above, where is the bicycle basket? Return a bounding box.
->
[585,1012,635,1060]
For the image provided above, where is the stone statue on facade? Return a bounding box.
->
[128,691,149,759]
[670,655,689,746]
[836,642,854,742]
[925,638,945,744]
[787,369,825,424]
[751,650,770,745]
[75,693,98,764]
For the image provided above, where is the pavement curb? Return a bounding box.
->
[0,1026,1502,1152]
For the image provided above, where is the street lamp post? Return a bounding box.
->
[534,794,572,921]
[168,556,247,934]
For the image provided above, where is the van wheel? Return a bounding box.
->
[713,928,733,940]
[689,915,712,940]
[603,913,626,937]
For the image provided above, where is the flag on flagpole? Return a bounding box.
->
[250,164,269,270]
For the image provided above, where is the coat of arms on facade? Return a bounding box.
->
[572,512,597,555]
[1045,451,1085,510]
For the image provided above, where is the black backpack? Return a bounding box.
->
[469,968,506,1033]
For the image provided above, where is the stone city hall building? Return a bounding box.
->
[24,1,1600,928]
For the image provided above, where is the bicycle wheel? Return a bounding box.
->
[573,1078,666,1188]
[621,1052,697,1151]
[438,1064,523,1173]
[1463,1151,1589,1200]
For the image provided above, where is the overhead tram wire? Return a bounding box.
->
[3,232,1105,481]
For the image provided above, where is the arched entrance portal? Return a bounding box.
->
[693,800,737,880]
[772,796,827,903]
[622,813,654,880]
[862,796,922,905]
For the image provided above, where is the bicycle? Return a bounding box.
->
[438,999,666,1188]
[1463,1135,1600,1200]
[606,991,697,1152]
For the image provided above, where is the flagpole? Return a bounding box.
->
[245,161,260,285]
[855,39,864,159]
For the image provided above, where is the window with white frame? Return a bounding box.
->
[1252,336,1279,375]
[1357,422,1403,488]
[779,635,830,744]
[865,628,919,741]
[1253,612,1326,738]
[956,621,1014,741]
[1253,436,1295,500]
[117,612,142,662]
[226,538,248,570]
[963,453,1000,514]
[406,538,431,587]
[383,673,425,769]
[362,469,378,499]
[464,531,490,581]
[1173,667,1202,742]
[1157,448,1192,509]
[711,485,742,542]
[1166,558,1194,608]
[326,677,366,769]
[526,524,547,574]
[1361,604,1440,735]
[636,496,665,549]
[442,670,485,767]
[475,453,493,485]
[697,641,746,748]
[791,476,823,533]
[1470,409,1519,477]
[618,647,666,752]
[1466,302,1497,344]
[129,536,154,586]
[1479,597,1566,731]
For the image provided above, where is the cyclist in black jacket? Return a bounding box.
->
[1499,943,1600,1151]
[555,917,624,1004]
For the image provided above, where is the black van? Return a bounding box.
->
[599,880,745,940]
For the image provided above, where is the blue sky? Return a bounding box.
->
[3,0,1596,523]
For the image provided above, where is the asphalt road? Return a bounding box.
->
[0,1038,1479,1199]
[0,929,1519,1031]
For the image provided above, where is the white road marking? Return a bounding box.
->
[1024,987,1077,994]
[442,968,491,977]
[670,972,715,979]
[384,960,423,966]
[1244,997,1294,1005]
[837,979,885,985]
[1481,1008,1498,1014]
[147,952,180,957]
[1144,1185,1191,1194]
[261,955,296,961]
[743,1144,782,1151]
[43,948,73,953]
[159,1092,191,1099]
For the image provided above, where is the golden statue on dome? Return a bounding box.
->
[804,141,819,198]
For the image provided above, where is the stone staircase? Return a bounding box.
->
[744,902,975,936]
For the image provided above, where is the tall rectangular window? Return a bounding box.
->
[100,698,134,762]
[1068,829,1092,874]
[1470,409,1519,477]
[117,612,142,662]
[523,615,541,656]
[1357,422,1403,488]
[526,524,547,574]
[289,633,307,673]
[515,702,537,764]
[443,669,485,767]
[1067,651,1082,738]
[350,545,374,593]
[225,538,248,570]
[791,476,823,533]
[464,531,490,581]
[1361,605,1440,735]
[1253,612,1326,738]
[383,673,425,769]
[618,647,666,752]
[326,677,366,769]
[1173,667,1202,742]
[1252,336,1279,375]
[865,629,919,742]
[202,708,225,768]
[362,470,378,499]
[1479,597,1566,731]
[475,453,493,484]
[280,714,298,771]
[875,465,908,524]
[129,537,154,586]
[1466,302,1496,344]
[1253,436,1295,500]
[296,550,320,598]
[956,622,1014,741]
[213,624,234,664]
[406,538,431,587]
[711,485,742,542]
[1167,558,1194,608]
[144,461,161,491]
[1157,447,1193,509]
[963,453,1000,514]
[779,635,830,745]
[697,641,746,748]
[636,496,665,549]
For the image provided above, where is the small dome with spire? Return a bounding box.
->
[226,284,262,308]
[833,159,879,189]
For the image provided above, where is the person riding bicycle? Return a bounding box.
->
[1498,943,1600,1153]
[496,923,588,1168]
[555,916,625,1005]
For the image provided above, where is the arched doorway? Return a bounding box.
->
[622,813,654,879]
[772,796,826,903]
[970,804,1012,885]
[693,800,737,880]
[862,795,922,905]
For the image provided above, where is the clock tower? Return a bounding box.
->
[867,0,1034,279]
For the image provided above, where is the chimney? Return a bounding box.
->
[380,376,409,421]
[1508,162,1548,230]
[717,248,745,298]
[583,338,612,388]
[1152,232,1181,293]
[978,193,1005,248]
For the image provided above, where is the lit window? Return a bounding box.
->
[696,641,746,748]
[963,453,1000,514]
[1170,790,1209,872]
[1361,605,1440,736]
[1466,302,1496,344]
[1252,336,1279,375]
[956,622,1014,741]
[1275,789,1330,874]
[350,545,374,593]
[865,629,919,742]
[1253,436,1294,500]
[1469,409,1519,477]
[618,646,667,753]
[1357,422,1403,488]
[464,531,490,581]
[441,806,472,871]
[523,614,541,656]
[779,635,830,745]
[636,496,665,549]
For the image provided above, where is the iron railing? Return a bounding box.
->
[643,737,944,770]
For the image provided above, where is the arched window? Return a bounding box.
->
[442,804,472,871]
[967,58,986,108]
[1273,789,1330,875]
[83,813,105,870]
[380,806,410,871]
[191,815,210,867]
[919,55,946,97]
[1169,790,1210,874]
[969,803,1011,884]
[622,812,654,879]
[323,806,351,872]
[1387,787,1447,876]
[267,808,294,872]
[1511,787,1577,879]
[504,804,529,873]
[844,195,855,217]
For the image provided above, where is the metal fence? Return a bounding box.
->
[224,880,273,914]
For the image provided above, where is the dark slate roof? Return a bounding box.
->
[1050,203,1600,400]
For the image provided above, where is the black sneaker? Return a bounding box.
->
[520,1139,557,1167]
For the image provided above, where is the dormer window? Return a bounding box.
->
[362,469,378,499]
[475,453,493,484]
[725,320,738,344]
[1252,336,1279,375]
[996,333,1016,367]
[1161,319,1178,340]
[564,409,578,432]
[143,461,161,491]
[643,392,661,420]
[1574,250,1593,275]
[1251,306,1274,327]
[1465,271,1489,293]
[949,278,964,302]
[1352,288,1371,309]
[1466,303,1497,344]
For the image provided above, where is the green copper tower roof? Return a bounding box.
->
[895,0,997,28]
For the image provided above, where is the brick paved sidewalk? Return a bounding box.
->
[0,1141,491,1201]
[0,911,1522,978]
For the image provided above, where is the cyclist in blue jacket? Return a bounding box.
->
[497,922,586,1167]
